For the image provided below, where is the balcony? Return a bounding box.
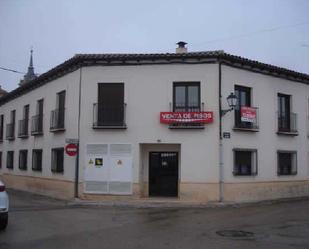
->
[31,115,43,135]
[18,119,29,138]
[50,108,65,132]
[5,123,15,140]
[93,103,126,129]
[233,106,259,132]
[277,112,298,136]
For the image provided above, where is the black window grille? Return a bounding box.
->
[277,151,297,175]
[19,150,28,170]
[6,151,14,169]
[51,148,64,173]
[233,149,258,176]
[32,149,43,171]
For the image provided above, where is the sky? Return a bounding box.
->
[0,0,309,92]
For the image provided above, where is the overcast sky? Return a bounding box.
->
[0,0,309,92]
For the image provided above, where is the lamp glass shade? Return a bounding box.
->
[227,92,237,108]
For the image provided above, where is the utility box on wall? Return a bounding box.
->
[84,143,133,195]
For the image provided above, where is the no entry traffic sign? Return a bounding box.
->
[65,143,78,156]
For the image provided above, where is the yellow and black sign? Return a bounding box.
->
[95,158,103,167]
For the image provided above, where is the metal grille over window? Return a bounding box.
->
[233,149,258,176]
[277,151,297,175]
[32,150,42,171]
[6,151,14,169]
[19,150,28,170]
[51,148,64,173]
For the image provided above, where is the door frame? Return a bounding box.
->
[148,151,179,197]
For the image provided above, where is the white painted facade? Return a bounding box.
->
[0,52,309,202]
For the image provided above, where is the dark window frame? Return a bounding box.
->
[277,150,297,176]
[6,151,14,169]
[173,82,201,112]
[50,91,66,130]
[0,151,2,168]
[277,93,291,132]
[0,115,4,141]
[234,85,253,129]
[233,148,258,176]
[32,149,43,171]
[19,150,28,170]
[51,147,64,173]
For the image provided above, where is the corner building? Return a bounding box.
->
[0,47,309,202]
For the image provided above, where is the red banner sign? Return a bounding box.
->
[241,106,256,123]
[160,112,213,124]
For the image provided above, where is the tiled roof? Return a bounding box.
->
[0,50,309,105]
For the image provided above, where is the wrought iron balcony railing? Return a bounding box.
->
[93,103,126,128]
[18,119,29,138]
[234,106,259,131]
[277,112,298,134]
[50,108,65,131]
[6,123,15,140]
[31,115,43,135]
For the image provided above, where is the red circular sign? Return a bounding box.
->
[65,143,78,156]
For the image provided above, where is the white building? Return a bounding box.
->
[0,43,309,202]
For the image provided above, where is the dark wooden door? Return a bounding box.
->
[149,152,179,197]
[98,83,124,126]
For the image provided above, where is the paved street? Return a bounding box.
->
[1,190,309,249]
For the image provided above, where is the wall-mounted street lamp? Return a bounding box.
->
[221,92,238,116]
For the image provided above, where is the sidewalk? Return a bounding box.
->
[68,195,309,209]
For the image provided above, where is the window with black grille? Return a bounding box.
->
[19,150,28,170]
[51,148,64,173]
[233,149,257,176]
[6,151,14,169]
[32,149,42,171]
[277,151,297,175]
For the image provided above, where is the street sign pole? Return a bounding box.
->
[74,143,79,198]
[65,139,79,198]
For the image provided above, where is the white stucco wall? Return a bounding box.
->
[0,70,81,182]
[221,65,309,183]
[78,64,220,184]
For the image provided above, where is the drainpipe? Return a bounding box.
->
[218,61,224,202]
[74,66,82,198]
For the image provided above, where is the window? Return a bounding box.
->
[6,110,15,140]
[234,85,256,129]
[32,149,43,171]
[0,115,4,141]
[19,150,28,170]
[94,83,125,127]
[50,91,66,130]
[277,93,297,133]
[233,149,257,176]
[173,82,200,112]
[6,151,14,169]
[51,148,64,173]
[18,105,29,137]
[277,151,297,175]
[0,152,2,168]
[32,99,44,135]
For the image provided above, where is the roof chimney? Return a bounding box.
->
[176,41,188,53]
